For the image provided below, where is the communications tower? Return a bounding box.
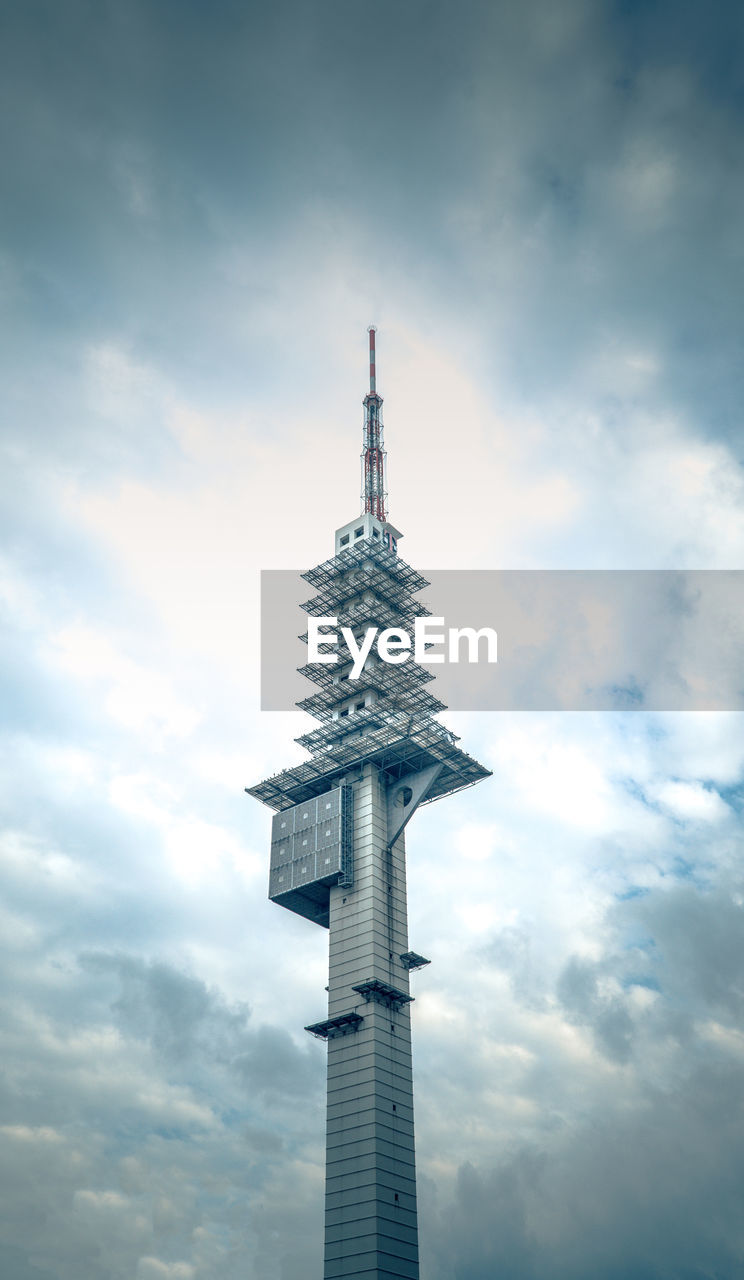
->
[247,330,490,1279]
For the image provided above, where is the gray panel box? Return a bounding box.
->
[269,786,353,927]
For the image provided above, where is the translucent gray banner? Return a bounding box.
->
[260,570,744,711]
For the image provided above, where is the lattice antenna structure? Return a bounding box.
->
[361,326,387,521]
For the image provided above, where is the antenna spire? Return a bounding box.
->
[362,326,387,521]
[369,325,376,393]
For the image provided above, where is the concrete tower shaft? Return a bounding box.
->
[324,766,418,1279]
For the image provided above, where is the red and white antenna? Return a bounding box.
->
[361,326,387,521]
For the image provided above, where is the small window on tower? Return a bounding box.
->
[354,526,364,537]
[340,708,349,717]
[356,701,365,711]
[372,527,380,537]
[340,534,350,545]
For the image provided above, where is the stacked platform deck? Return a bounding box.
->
[246,535,491,813]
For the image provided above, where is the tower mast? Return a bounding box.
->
[247,330,490,1279]
[362,326,387,521]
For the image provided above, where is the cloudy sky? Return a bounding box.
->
[2,1,744,1277]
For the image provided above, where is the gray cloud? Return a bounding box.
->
[428,1060,744,1280]
[3,0,742,439]
[424,862,744,1278]
[81,952,323,1099]
[0,948,324,1279]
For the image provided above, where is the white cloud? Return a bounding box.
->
[0,1124,64,1144]
[649,778,729,822]
[108,770,261,887]
[74,1188,130,1212]
[487,723,619,831]
[52,625,200,740]
[136,1260,195,1280]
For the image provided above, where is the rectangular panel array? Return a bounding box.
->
[268,786,353,926]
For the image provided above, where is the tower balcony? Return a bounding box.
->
[301,542,429,595]
[247,718,491,812]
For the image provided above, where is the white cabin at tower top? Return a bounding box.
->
[334,512,403,557]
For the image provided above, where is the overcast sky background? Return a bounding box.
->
[2,2,744,1278]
